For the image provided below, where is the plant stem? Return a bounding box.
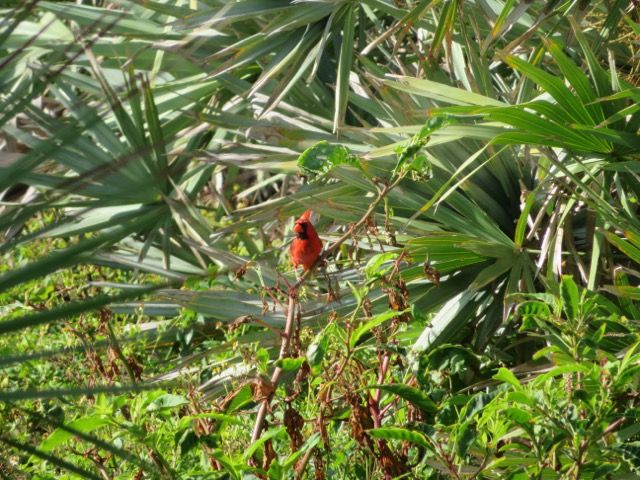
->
[371,352,391,428]
[294,446,315,479]
[251,294,297,443]
[104,316,137,384]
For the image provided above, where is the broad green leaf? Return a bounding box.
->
[146,394,189,413]
[560,275,580,321]
[274,357,307,372]
[244,427,287,460]
[350,310,407,349]
[534,363,591,385]
[493,368,522,390]
[307,322,336,368]
[297,141,359,180]
[177,413,242,431]
[503,407,532,425]
[506,391,534,407]
[372,383,437,413]
[39,416,110,452]
[211,449,240,480]
[410,290,475,355]
[282,433,320,469]
[367,427,431,449]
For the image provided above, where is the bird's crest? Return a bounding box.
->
[299,209,313,222]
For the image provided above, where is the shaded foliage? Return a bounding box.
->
[1,0,640,478]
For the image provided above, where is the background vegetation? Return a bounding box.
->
[1,0,640,478]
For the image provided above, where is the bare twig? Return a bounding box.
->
[251,294,297,443]
[371,352,391,428]
[294,446,315,479]
[102,312,138,384]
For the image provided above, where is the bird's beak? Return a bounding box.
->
[293,222,305,234]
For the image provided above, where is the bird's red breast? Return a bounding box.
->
[290,209,323,271]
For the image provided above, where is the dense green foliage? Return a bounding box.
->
[1,0,640,478]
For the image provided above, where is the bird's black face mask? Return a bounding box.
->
[295,222,309,240]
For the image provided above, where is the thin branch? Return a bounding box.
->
[103,313,138,384]
[251,294,297,443]
[371,352,391,428]
[294,447,315,479]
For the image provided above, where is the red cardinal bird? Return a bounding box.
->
[290,209,323,272]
